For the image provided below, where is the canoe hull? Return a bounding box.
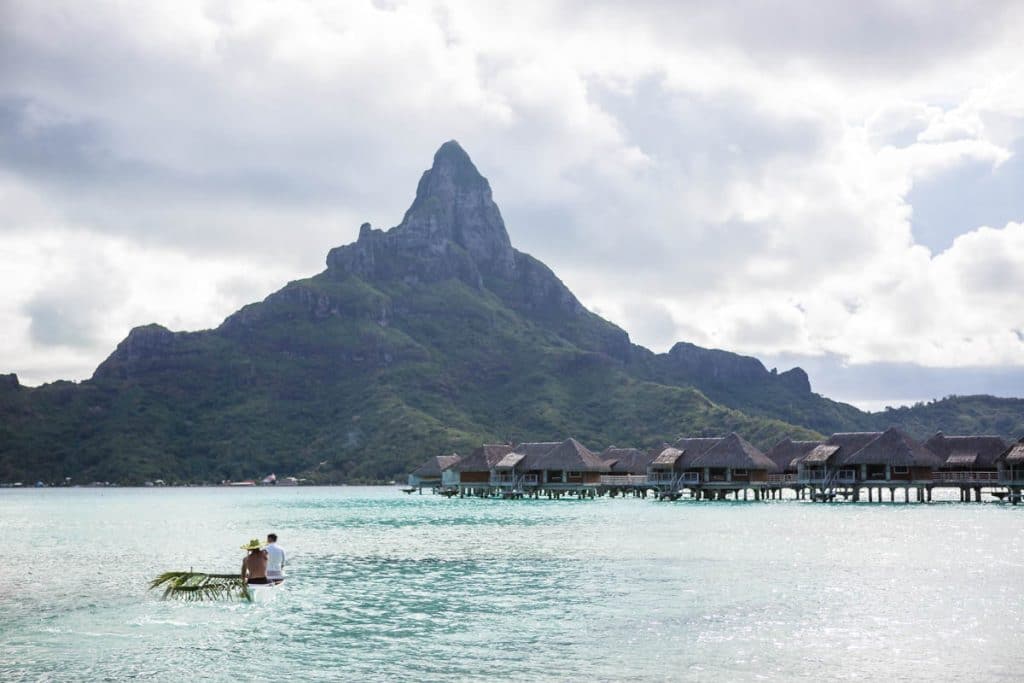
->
[246,582,283,604]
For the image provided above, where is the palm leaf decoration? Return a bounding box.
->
[150,571,251,602]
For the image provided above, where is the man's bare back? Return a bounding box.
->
[242,551,268,584]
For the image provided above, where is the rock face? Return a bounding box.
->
[664,342,772,386]
[623,339,820,423]
[93,140,811,383]
[327,141,514,286]
[0,373,20,392]
[653,342,810,393]
[93,324,180,380]
[777,367,811,394]
[402,140,516,277]
[327,140,632,362]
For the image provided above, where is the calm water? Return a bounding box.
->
[2,487,1023,681]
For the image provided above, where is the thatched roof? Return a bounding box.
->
[800,432,882,467]
[514,441,561,457]
[651,447,684,467]
[451,444,512,472]
[672,437,721,454]
[924,433,1008,468]
[533,438,608,472]
[1000,439,1024,465]
[494,452,526,470]
[672,437,723,467]
[765,438,822,472]
[508,441,560,470]
[410,454,461,478]
[802,444,840,464]
[830,432,883,452]
[841,428,943,467]
[600,447,654,475]
[688,433,778,472]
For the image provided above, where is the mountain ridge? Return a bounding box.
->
[1,141,1021,484]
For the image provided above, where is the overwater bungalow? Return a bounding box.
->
[600,447,654,475]
[797,432,881,483]
[997,438,1024,485]
[489,441,559,490]
[924,432,1007,483]
[491,451,527,488]
[647,447,687,488]
[407,453,462,490]
[840,427,944,485]
[765,438,822,480]
[531,438,608,492]
[450,444,513,492]
[685,433,778,487]
[668,436,723,483]
[408,429,1024,504]
[599,447,654,492]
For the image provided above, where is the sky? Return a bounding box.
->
[1,0,1023,410]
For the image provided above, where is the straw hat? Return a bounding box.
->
[240,538,264,551]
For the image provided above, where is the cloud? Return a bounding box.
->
[0,0,1023,408]
[908,139,1024,251]
[22,255,120,348]
[761,351,1024,412]
[579,0,1022,76]
[0,221,295,385]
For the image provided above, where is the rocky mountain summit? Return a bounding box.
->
[100,141,802,389]
[328,141,516,284]
[325,141,632,362]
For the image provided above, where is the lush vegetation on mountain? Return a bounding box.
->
[1,141,1019,485]
[872,395,1024,440]
[0,272,821,485]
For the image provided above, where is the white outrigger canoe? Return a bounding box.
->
[246,581,284,604]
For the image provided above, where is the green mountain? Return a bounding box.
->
[872,395,1024,440]
[0,142,1019,484]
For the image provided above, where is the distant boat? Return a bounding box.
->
[228,481,257,487]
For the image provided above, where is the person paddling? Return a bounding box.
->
[240,539,268,585]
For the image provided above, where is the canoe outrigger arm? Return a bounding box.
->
[149,571,252,602]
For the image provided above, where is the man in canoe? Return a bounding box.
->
[265,533,286,584]
[240,539,269,585]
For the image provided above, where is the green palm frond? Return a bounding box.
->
[150,571,251,602]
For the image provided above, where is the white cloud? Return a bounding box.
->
[0,219,294,385]
[0,0,1023,403]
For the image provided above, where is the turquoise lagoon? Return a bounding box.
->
[2,487,1023,681]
